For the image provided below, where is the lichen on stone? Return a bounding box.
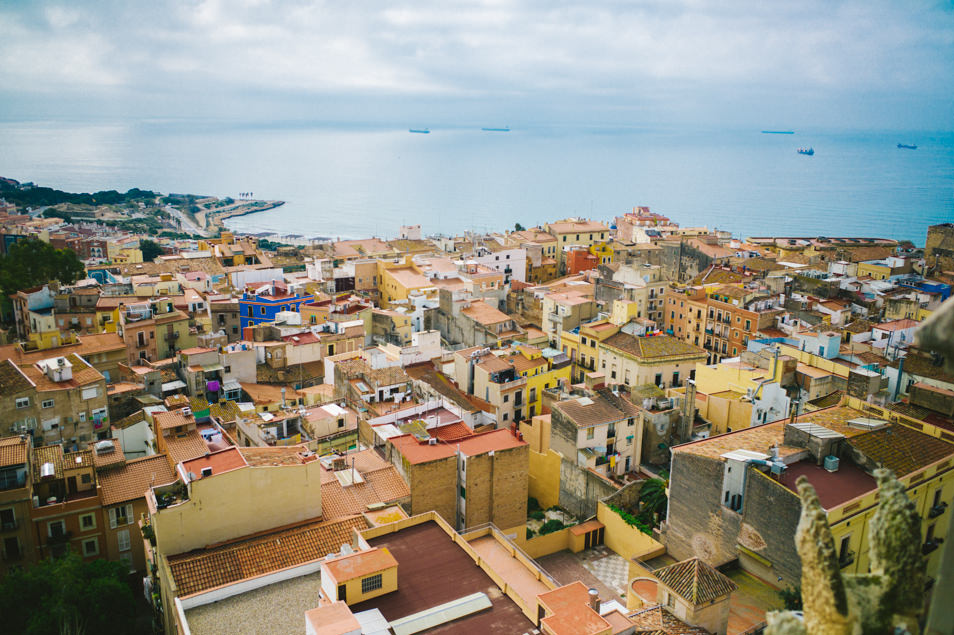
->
[766,471,926,635]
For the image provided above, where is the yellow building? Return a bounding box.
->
[560,319,621,383]
[320,547,399,605]
[106,239,143,265]
[589,241,614,265]
[692,357,791,435]
[376,258,433,308]
[504,344,572,419]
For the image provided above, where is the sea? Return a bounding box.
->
[0,119,951,245]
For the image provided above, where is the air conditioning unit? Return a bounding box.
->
[427,438,437,445]
[824,455,840,472]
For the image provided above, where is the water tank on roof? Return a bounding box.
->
[824,455,840,472]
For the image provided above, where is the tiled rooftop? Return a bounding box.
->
[99,454,177,506]
[602,333,706,360]
[847,424,954,477]
[168,515,368,597]
[552,389,640,428]
[653,557,738,604]
[323,547,397,582]
[0,435,30,468]
[538,581,613,635]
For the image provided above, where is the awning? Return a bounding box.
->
[222,379,242,392]
[161,380,186,392]
[202,363,224,373]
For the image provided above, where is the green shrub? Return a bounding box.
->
[539,519,565,535]
[526,528,534,540]
[528,497,541,512]
[607,503,652,535]
[530,510,545,520]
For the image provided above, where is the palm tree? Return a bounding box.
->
[638,478,668,522]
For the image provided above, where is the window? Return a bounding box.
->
[82,538,99,557]
[503,394,509,403]
[667,592,675,608]
[81,386,99,400]
[42,399,54,409]
[119,552,134,571]
[15,397,29,409]
[587,427,595,440]
[933,489,943,508]
[80,514,96,530]
[654,373,662,386]
[0,509,15,531]
[361,573,383,594]
[81,473,92,484]
[117,529,131,552]
[48,519,66,538]
[502,413,508,421]
[745,319,751,331]
[109,504,134,528]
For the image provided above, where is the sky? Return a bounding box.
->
[1,0,953,129]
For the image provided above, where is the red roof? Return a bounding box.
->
[181,447,247,479]
[390,429,526,465]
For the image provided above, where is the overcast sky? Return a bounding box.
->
[1,0,952,129]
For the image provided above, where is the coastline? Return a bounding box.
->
[204,199,285,233]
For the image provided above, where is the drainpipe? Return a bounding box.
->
[892,356,904,402]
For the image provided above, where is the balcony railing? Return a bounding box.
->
[928,502,948,519]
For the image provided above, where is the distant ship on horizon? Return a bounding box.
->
[409,128,430,134]
[897,143,917,150]
[481,126,510,132]
[762,130,794,134]
[797,147,814,156]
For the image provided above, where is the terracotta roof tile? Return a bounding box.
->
[601,333,706,360]
[91,439,126,470]
[847,425,954,477]
[552,389,640,428]
[390,429,526,465]
[652,557,737,604]
[164,430,210,466]
[0,359,32,394]
[99,454,177,506]
[167,515,368,596]
[0,435,30,468]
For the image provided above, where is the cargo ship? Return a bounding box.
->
[897,143,917,150]
[481,126,510,132]
[409,128,430,134]
[796,147,814,156]
[761,130,794,134]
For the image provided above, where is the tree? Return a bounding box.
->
[514,222,526,232]
[638,478,668,521]
[0,238,85,301]
[139,239,163,263]
[0,553,139,635]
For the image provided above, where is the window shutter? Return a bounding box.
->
[125,504,134,524]
[109,508,117,529]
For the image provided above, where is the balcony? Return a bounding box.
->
[922,538,943,555]
[607,426,616,439]
[168,331,179,340]
[928,502,948,519]
[838,549,855,568]
[48,530,73,545]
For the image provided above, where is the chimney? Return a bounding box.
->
[588,588,600,612]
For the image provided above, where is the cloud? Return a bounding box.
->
[0,0,951,125]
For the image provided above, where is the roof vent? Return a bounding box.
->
[428,438,438,445]
[40,462,56,479]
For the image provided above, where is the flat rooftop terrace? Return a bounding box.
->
[353,520,535,634]
[184,571,322,635]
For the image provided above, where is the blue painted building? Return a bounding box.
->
[239,281,308,330]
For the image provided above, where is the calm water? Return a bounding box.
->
[0,120,951,244]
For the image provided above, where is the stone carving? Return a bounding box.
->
[766,469,925,635]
